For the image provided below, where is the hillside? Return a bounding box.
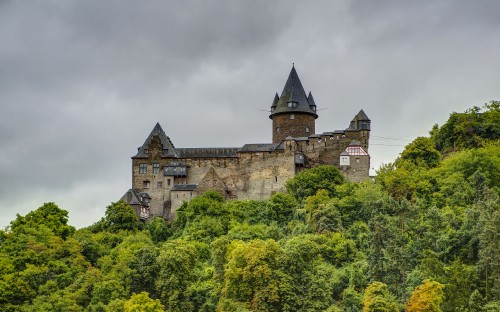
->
[1,102,499,311]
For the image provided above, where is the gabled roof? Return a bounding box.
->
[354,109,370,121]
[269,66,318,119]
[133,123,177,158]
[120,189,150,206]
[347,110,371,130]
[340,145,369,156]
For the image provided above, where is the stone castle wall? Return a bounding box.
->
[132,129,370,219]
[133,146,297,218]
[272,113,316,143]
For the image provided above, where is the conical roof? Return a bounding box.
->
[271,92,279,109]
[308,91,317,108]
[133,123,177,158]
[269,66,318,119]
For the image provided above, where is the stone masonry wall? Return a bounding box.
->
[340,155,370,182]
[132,129,369,219]
[272,113,316,144]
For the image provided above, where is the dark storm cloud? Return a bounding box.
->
[1,0,500,228]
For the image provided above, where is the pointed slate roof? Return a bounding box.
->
[347,110,371,130]
[132,123,177,158]
[271,92,279,109]
[307,91,317,108]
[269,66,318,119]
[354,110,370,121]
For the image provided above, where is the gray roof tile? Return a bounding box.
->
[171,184,198,191]
[239,144,280,152]
[269,66,318,119]
[133,123,177,158]
[175,148,239,158]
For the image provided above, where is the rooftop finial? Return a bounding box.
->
[292,62,294,68]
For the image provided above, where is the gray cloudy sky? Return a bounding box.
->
[1,0,500,229]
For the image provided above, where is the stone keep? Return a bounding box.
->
[121,66,371,220]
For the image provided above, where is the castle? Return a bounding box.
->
[121,66,371,220]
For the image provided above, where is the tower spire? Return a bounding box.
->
[269,65,317,119]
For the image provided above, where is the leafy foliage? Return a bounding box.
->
[0,103,499,311]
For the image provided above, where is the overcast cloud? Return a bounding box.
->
[1,0,499,228]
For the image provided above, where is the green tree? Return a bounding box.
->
[477,189,500,300]
[304,190,343,233]
[406,280,445,312]
[399,137,441,169]
[265,193,298,225]
[156,239,200,311]
[10,202,75,239]
[469,289,485,312]
[123,292,164,312]
[362,282,399,312]
[104,201,138,233]
[432,101,500,153]
[286,165,344,203]
[219,239,290,311]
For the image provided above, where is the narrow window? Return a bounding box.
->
[306,126,310,133]
[167,179,171,186]
[290,114,295,120]
[275,176,278,182]
[153,163,160,173]
[157,182,162,188]
[276,127,280,133]
[356,158,360,163]
[143,181,150,189]
[139,163,147,174]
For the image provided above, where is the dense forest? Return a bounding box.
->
[1,102,499,312]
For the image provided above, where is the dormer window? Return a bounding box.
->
[287,101,298,108]
[163,149,168,154]
[271,107,275,112]
[144,149,149,154]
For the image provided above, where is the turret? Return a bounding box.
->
[348,110,371,131]
[270,66,318,144]
[347,110,371,152]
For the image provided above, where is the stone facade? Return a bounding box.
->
[123,67,371,220]
[272,113,316,144]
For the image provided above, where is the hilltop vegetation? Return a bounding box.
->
[1,102,499,311]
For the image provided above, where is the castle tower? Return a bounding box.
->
[270,66,318,144]
[347,110,371,151]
